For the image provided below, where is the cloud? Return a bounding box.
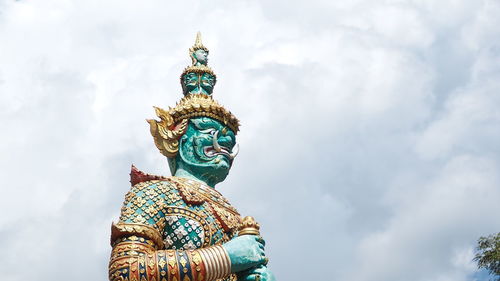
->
[351,156,500,281]
[0,0,499,281]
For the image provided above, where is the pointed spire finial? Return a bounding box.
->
[189,32,209,54]
[194,31,203,49]
[188,32,209,66]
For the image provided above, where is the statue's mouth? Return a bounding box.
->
[202,130,239,160]
[203,146,232,158]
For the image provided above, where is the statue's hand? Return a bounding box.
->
[237,265,277,281]
[222,235,267,273]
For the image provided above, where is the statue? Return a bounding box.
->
[181,33,216,96]
[109,32,277,281]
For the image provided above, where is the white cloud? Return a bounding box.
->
[351,155,500,281]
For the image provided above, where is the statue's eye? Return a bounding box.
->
[199,128,217,135]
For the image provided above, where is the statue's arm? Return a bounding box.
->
[109,226,230,281]
[109,181,265,281]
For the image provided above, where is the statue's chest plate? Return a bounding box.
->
[162,177,241,250]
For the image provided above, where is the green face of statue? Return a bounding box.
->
[193,49,208,65]
[171,116,237,187]
[182,72,216,96]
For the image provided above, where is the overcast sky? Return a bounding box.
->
[1,0,500,280]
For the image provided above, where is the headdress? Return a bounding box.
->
[182,32,216,80]
[189,32,209,58]
[148,33,239,158]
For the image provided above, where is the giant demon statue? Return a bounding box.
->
[108,33,276,281]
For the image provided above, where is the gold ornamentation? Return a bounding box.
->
[126,191,136,201]
[171,177,239,214]
[181,65,216,80]
[119,180,170,236]
[196,245,231,281]
[189,250,206,281]
[209,203,241,233]
[176,182,206,204]
[111,222,165,249]
[237,216,260,236]
[158,256,167,268]
[197,249,214,281]
[172,95,239,133]
[122,205,135,217]
[109,256,132,273]
[179,256,187,268]
[148,107,189,158]
[111,242,155,260]
[191,252,202,265]
[133,215,147,224]
[169,177,241,235]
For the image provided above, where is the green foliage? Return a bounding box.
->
[474,232,500,280]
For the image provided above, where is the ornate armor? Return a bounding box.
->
[110,167,241,281]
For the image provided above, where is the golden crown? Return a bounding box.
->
[180,64,216,81]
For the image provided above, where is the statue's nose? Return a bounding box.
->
[218,135,234,149]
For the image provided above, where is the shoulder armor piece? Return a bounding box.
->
[130,165,167,186]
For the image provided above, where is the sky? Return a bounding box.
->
[0,0,499,280]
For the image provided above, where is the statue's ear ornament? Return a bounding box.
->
[147,107,188,158]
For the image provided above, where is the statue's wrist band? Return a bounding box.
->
[196,245,231,280]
